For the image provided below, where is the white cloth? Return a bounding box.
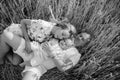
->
[30,41,56,69]
[22,41,56,79]
[27,19,56,42]
[14,39,81,79]
[22,65,47,80]
[62,47,81,70]
[13,38,33,62]
[48,39,81,71]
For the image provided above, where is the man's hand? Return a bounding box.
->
[25,41,33,54]
[19,61,31,67]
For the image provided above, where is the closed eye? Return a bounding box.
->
[62,33,66,36]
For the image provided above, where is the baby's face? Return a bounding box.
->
[60,29,70,39]
[59,39,74,50]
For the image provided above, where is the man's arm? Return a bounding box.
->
[51,53,74,71]
[50,56,66,72]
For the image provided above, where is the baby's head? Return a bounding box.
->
[59,39,74,50]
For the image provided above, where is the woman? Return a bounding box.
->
[0,19,76,65]
[20,19,76,53]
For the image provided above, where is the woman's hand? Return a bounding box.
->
[25,41,33,54]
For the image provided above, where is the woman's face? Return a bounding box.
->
[53,27,70,39]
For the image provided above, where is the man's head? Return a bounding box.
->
[73,32,91,47]
[59,32,91,50]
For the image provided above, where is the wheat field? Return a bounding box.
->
[0,0,120,80]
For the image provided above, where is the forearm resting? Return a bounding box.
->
[21,19,31,41]
[51,57,69,72]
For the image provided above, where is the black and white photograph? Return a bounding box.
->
[0,0,120,80]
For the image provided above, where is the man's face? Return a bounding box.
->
[81,33,90,40]
[74,33,90,47]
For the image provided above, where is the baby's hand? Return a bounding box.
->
[42,42,54,58]
[31,41,39,50]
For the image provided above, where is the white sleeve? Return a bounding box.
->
[65,47,81,66]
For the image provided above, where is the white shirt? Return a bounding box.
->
[27,19,56,42]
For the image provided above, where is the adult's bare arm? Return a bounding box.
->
[20,19,32,53]
[20,19,31,41]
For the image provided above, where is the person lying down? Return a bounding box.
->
[19,37,81,80]
[1,19,90,80]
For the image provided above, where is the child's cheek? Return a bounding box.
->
[58,31,63,39]
[63,32,70,38]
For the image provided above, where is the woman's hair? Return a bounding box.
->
[55,22,68,29]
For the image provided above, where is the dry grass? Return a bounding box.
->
[0,0,120,80]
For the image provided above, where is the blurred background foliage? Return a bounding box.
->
[0,0,120,80]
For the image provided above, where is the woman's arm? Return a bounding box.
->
[20,19,31,42]
[20,19,32,53]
